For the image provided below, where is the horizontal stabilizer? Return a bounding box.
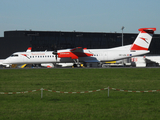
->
[138,28,156,34]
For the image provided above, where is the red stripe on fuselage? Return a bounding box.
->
[130,44,148,50]
[58,52,93,59]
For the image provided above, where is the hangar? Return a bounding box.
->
[0,30,160,59]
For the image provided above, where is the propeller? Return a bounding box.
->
[52,45,58,61]
[52,50,58,61]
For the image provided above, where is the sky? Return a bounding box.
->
[0,0,160,37]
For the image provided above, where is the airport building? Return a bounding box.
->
[0,30,160,59]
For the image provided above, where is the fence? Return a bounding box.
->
[1,87,160,99]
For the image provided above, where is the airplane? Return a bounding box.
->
[131,55,160,67]
[0,28,156,68]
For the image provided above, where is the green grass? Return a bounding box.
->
[0,68,160,120]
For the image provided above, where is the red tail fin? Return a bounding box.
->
[26,47,32,52]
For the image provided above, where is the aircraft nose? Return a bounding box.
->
[3,58,10,64]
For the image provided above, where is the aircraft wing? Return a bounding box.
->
[144,56,160,64]
[144,57,153,63]
[70,47,84,52]
[83,60,100,63]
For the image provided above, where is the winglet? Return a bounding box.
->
[26,47,32,52]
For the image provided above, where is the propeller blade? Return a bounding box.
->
[52,51,58,61]
[52,45,58,62]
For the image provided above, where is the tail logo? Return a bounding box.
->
[140,37,148,44]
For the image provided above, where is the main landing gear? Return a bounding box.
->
[73,59,83,67]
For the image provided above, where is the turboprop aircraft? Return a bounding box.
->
[0,28,156,68]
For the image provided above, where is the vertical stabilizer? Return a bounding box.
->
[26,47,32,52]
[130,28,156,50]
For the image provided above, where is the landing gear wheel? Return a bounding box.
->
[73,64,81,67]
[73,64,77,67]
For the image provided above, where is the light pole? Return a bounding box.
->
[121,26,125,66]
[121,26,124,46]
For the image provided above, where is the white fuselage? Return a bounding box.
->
[2,47,149,65]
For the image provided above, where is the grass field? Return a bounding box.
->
[0,68,160,120]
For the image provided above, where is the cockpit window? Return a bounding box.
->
[11,54,19,57]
